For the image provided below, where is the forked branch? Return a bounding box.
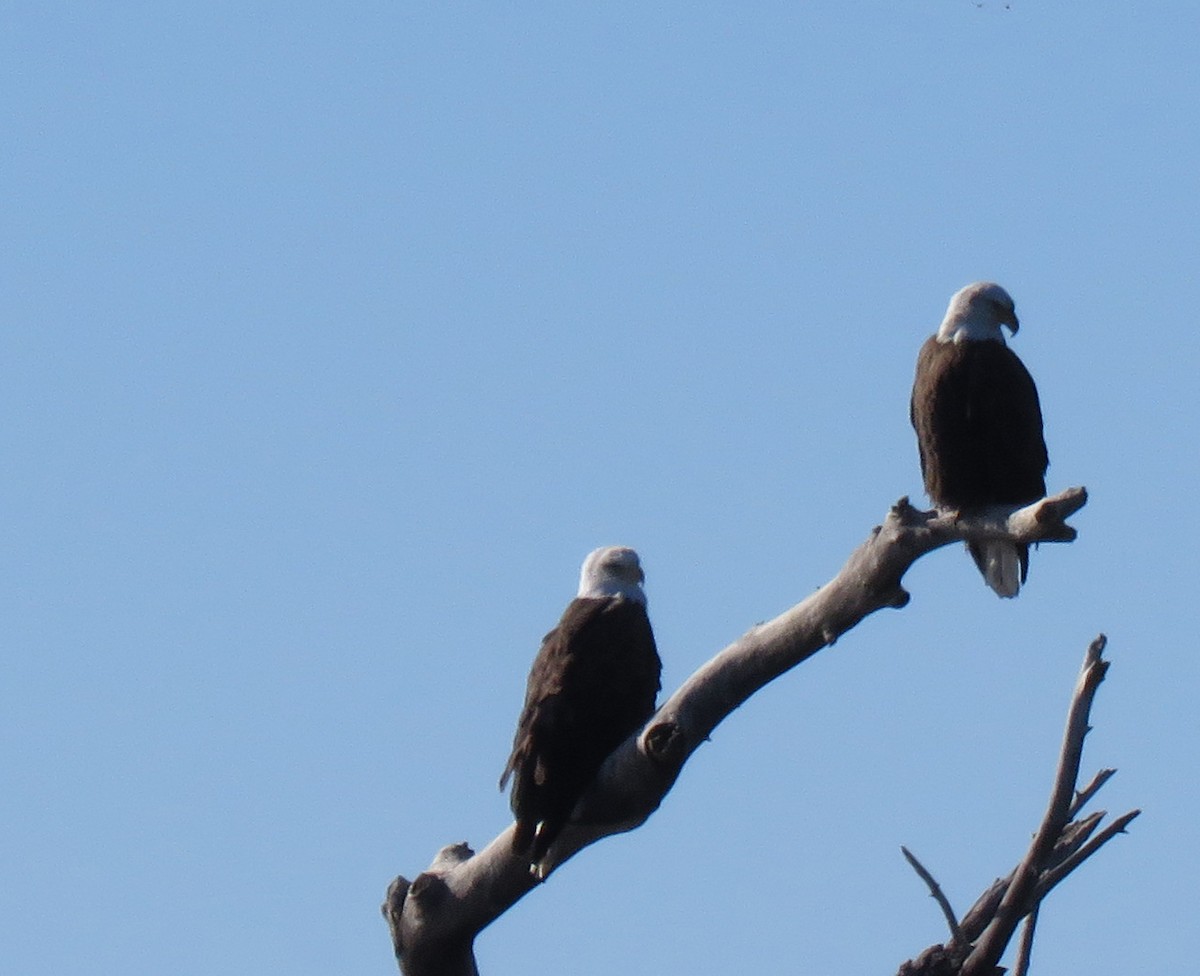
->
[383,488,1088,975]
[897,635,1139,976]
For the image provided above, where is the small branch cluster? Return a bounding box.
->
[383,489,1096,975]
[897,636,1140,976]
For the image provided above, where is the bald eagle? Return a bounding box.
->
[911,282,1049,597]
[500,546,661,877]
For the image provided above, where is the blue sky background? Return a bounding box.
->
[4,3,1196,973]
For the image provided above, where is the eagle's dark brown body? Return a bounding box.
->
[501,595,660,867]
[911,336,1048,584]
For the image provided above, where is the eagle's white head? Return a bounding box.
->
[936,281,1019,344]
[577,545,647,606]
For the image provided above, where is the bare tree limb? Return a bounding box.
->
[1070,768,1116,818]
[1012,905,1039,976]
[899,635,1139,976]
[383,489,1087,975]
[903,846,965,946]
[1035,808,1141,899]
[961,635,1109,975]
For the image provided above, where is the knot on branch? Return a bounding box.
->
[431,842,474,870]
[891,495,928,527]
[381,875,410,960]
[409,870,451,910]
[643,720,685,768]
[382,875,410,919]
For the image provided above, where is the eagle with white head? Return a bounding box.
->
[910,282,1050,597]
[500,546,661,877]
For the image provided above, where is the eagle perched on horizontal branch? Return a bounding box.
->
[911,282,1050,597]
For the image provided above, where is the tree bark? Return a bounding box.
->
[383,488,1094,975]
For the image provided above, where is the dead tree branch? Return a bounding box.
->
[897,635,1140,976]
[903,846,966,946]
[383,488,1087,975]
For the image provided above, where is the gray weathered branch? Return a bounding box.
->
[897,635,1139,976]
[383,488,1087,975]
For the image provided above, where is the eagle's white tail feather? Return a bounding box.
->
[981,541,1021,598]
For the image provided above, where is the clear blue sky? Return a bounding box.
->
[4,3,1195,973]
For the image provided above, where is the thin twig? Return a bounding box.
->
[1012,904,1039,976]
[1036,808,1142,898]
[902,846,965,945]
[1047,811,1105,869]
[1069,768,1116,819]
